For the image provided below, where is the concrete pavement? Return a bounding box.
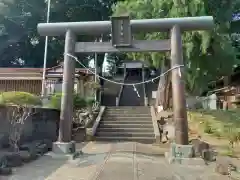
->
[2,142,232,180]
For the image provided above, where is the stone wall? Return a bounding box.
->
[0,105,60,148]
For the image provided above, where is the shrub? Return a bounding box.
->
[203,121,214,134]
[223,126,240,149]
[0,91,42,106]
[84,81,101,90]
[46,93,88,110]
[85,97,95,107]
[8,106,32,152]
[46,93,62,109]
[73,94,87,109]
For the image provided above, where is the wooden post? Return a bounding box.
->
[75,79,81,95]
[94,53,98,101]
[79,78,84,97]
[170,25,189,145]
[58,30,76,142]
[124,63,126,78]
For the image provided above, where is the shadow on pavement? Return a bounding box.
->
[3,142,90,180]
[69,152,109,167]
[3,155,68,180]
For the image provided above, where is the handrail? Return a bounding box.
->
[116,72,128,106]
[91,106,105,136]
[150,106,161,144]
[142,68,147,106]
[98,90,102,105]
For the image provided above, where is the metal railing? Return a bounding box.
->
[116,72,128,106]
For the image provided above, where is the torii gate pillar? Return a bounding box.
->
[170,25,188,145]
[59,30,76,143]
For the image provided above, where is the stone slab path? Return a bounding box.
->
[1,142,235,180]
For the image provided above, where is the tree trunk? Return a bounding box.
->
[155,59,172,111]
[164,72,172,110]
[95,35,107,103]
[96,53,105,103]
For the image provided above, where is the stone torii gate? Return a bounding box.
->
[37,16,214,153]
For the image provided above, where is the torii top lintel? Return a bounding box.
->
[37,16,214,36]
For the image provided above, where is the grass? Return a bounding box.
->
[187,109,240,158]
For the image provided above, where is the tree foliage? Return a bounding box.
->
[105,52,127,76]
[0,0,239,96]
[112,0,240,94]
[0,0,120,68]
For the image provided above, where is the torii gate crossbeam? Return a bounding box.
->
[38,16,213,36]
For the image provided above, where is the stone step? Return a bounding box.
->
[95,106,154,143]
[106,107,150,111]
[104,113,151,117]
[100,120,152,125]
[98,123,154,128]
[102,116,152,121]
[97,127,154,132]
[107,106,149,109]
[95,136,155,143]
[96,131,154,137]
[106,110,150,115]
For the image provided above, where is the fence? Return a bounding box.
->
[199,94,218,110]
[0,80,42,95]
[186,94,218,110]
[0,79,93,96]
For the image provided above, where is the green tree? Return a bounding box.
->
[0,0,121,68]
[112,0,240,108]
[105,52,127,76]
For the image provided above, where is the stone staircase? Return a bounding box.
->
[95,106,155,143]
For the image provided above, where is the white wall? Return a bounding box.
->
[201,94,217,110]
[124,62,143,69]
[185,94,217,110]
[45,82,79,95]
[54,83,62,93]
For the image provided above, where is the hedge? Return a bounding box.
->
[0,91,42,106]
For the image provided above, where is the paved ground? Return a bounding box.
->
[1,142,236,180]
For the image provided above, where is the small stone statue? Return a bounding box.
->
[215,157,237,176]
[71,151,84,160]
[157,117,167,143]
[190,137,216,164]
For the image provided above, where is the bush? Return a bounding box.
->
[46,93,62,109]
[85,97,95,107]
[46,93,88,110]
[223,126,240,149]
[73,94,87,109]
[0,91,42,106]
[84,81,101,90]
[203,121,214,134]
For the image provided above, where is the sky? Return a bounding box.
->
[233,13,240,21]
[88,53,110,73]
